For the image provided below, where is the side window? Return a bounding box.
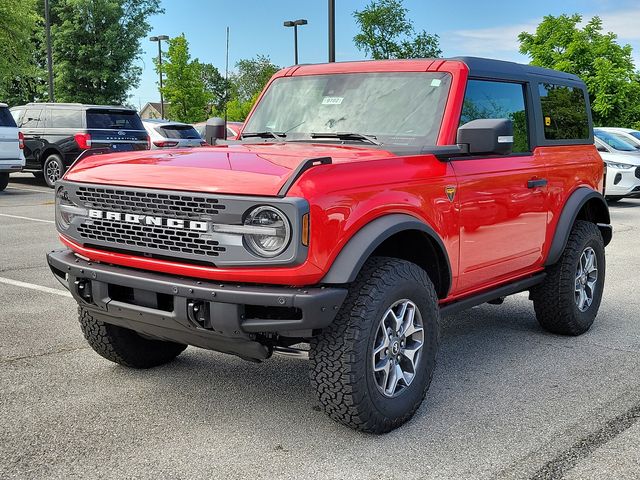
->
[538,83,589,140]
[10,109,23,125]
[49,109,82,129]
[461,80,529,153]
[21,109,43,128]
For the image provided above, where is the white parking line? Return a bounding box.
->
[6,186,52,194]
[0,276,72,298]
[0,213,55,224]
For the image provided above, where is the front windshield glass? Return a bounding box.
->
[243,72,452,146]
[594,130,637,152]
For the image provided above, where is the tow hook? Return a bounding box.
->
[74,279,93,303]
[187,300,211,329]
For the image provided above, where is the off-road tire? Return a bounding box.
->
[0,173,8,191]
[531,221,605,335]
[310,257,440,433]
[42,154,64,188]
[79,307,187,368]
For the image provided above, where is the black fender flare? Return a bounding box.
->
[321,214,452,295]
[39,145,65,166]
[545,187,612,266]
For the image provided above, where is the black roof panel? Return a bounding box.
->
[450,56,584,84]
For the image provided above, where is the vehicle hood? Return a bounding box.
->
[599,150,640,166]
[64,143,397,196]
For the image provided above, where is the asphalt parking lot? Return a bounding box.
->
[1,173,639,480]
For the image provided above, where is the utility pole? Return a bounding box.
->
[328,0,335,62]
[44,0,54,101]
[149,35,169,119]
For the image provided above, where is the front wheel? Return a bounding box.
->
[42,154,65,188]
[531,221,605,335]
[310,257,440,433]
[79,307,187,368]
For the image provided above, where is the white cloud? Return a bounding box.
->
[599,9,640,40]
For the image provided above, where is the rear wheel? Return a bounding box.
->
[42,154,64,188]
[310,257,440,433]
[532,221,605,335]
[79,307,187,368]
[0,173,8,191]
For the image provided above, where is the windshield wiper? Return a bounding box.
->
[241,131,286,141]
[310,132,381,145]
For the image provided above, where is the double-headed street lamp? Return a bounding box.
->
[283,19,307,65]
[149,35,169,119]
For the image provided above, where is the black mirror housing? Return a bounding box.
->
[204,117,226,144]
[457,119,514,156]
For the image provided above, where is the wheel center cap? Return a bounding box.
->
[391,341,400,356]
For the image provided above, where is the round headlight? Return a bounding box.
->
[243,206,291,257]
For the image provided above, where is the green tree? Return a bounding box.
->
[200,62,231,116]
[52,0,162,105]
[519,14,640,128]
[231,55,279,103]
[160,34,210,122]
[353,0,441,59]
[0,0,43,105]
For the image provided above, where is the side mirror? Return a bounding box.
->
[596,145,608,153]
[204,117,226,145]
[457,119,513,156]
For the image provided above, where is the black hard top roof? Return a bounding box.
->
[451,56,584,84]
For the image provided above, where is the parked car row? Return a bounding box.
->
[594,127,640,201]
[2,102,232,189]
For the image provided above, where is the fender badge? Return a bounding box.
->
[445,186,456,202]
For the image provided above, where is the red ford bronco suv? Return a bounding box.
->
[47,57,612,433]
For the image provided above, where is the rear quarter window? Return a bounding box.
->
[49,109,82,128]
[87,110,144,130]
[538,83,589,140]
[0,107,17,127]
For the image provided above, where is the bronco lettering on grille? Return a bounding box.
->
[88,209,208,232]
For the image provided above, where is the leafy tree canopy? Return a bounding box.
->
[52,0,162,105]
[519,14,640,128]
[353,0,441,59]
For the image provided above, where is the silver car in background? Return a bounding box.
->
[143,119,206,149]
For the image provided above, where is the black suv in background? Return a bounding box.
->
[10,103,149,187]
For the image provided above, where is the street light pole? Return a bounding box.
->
[328,0,335,62]
[283,19,307,65]
[149,35,169,119]
[44,0,54,101]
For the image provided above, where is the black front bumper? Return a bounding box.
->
[47,249,347,360]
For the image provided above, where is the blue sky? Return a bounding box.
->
[130,0,640,108]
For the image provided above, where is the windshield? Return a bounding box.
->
[243,72,452,146]
[594,130,637,152]
[87,109,144,130]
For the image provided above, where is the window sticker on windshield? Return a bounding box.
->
[322,96,344,105]
[430,79,442,87]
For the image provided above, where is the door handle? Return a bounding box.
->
[527,178,548,189]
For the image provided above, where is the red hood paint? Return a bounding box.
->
[64,143,398,196]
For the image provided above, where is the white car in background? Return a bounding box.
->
[143,119,206,149]
[596,127,640,149]
[595,136,640,201]
[0,103,25,192]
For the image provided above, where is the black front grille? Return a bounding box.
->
[76,186,225,220]
[77,219,225,257]
[635,167,640,180]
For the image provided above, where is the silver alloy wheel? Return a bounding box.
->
[372,299,425,398]
[575,247,598,312]
[45,159,61,184]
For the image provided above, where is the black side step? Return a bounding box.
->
[439,273,546,317]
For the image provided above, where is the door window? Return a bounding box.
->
[461,80,529,153]
[21,109,43,128]
[538,83,589,140]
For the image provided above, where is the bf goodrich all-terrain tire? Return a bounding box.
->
[0,173,8,191]
[79,307,187,368]
[531,220,605,336]
[310,257,440,433]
